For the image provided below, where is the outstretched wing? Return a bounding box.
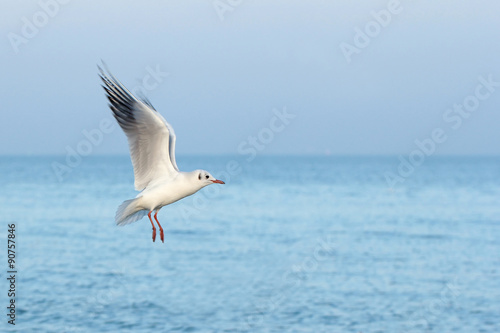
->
[99,65,179,191]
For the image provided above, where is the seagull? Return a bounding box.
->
[98,65,225,243]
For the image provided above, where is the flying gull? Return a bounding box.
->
[99,65,225,242]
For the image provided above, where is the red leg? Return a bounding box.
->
[154,211,164,243]
[148,211,156,242]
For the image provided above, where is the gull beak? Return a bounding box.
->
[212,179,225,184]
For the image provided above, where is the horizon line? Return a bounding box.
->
[1,153,500,158]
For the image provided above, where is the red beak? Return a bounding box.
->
[212,179,225,184]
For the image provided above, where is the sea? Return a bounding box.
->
[0,155,499,333]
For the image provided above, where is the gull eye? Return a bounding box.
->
[205,175,209,179]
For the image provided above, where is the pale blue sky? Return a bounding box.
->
[1,0,499,155]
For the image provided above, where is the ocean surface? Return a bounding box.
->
[1,155,499,333]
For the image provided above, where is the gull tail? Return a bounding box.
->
[115,198,147,226]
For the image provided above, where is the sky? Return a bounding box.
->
[1,0,499,156]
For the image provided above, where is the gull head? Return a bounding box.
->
[195,170,225,187]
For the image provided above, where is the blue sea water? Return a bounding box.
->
[0,155,499,333]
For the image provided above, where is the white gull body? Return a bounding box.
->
[99,66,224,242]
